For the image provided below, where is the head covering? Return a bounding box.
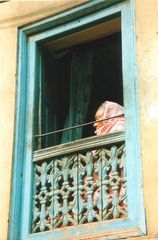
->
[94,101,125,135]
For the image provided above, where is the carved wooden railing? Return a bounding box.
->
[32,131,127,233]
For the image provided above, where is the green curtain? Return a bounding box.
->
[61,50,93,143]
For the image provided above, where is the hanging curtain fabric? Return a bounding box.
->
[39,50,61,149]
[61,49,93,143]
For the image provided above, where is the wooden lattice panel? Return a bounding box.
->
[32,136,127,233]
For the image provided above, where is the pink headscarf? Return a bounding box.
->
[94,101,125,135]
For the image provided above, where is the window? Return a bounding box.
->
[9,1,146,240]
[35,28,123,149]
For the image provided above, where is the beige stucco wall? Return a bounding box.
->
[0,0,158,239]
[136,0,158,238]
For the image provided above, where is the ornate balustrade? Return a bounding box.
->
[32,131,127,233]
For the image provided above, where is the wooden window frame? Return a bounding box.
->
[9,0,146,239]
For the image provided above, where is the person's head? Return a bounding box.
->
[94,101,124,135]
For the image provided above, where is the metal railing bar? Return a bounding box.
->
[34,114,124,138]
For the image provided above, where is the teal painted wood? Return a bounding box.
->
[28,219,140,240]
[20,39,38,239]
[30,2,123,44]
[32,139,126,233]
[33,132,125,162]
[130,0,146,231]
[8,30,28,240]
[121,1,146,232]
[22,0,125,35]
[9,0,146,239]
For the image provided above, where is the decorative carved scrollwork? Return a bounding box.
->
[32,141,127,233]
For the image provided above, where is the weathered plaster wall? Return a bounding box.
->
[0,0,158,239]
[0,25,17,240]
[135,0,158,238]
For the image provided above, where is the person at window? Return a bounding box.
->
[92,101,126,212]
[94,101,125,135]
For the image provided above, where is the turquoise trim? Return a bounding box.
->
[121,0,141,222]
[130,0,146,233]
[30,2,123,44]
[28,219,139,240]
[20,40,37,238]
[121,1,146,233]
[9,0,146,239]
[9,30,28,240]
[22,0,124,35]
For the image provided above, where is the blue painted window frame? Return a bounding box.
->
[9,0,146,239]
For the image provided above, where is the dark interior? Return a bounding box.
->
[38,31,123,147]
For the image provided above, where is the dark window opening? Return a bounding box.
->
[36,31,123,149]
